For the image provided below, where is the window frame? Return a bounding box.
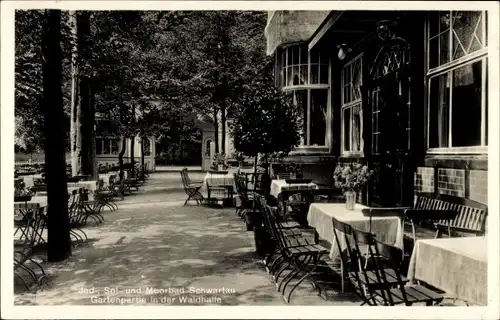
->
[341,53,364,156]
[426,11,488,154]
[96,137,121,156]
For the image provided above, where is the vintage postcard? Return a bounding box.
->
[1,1,499,319]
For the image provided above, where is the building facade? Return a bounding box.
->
[266,10,489,207]
[95,114,156,171]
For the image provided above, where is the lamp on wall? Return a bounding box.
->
[337,44,352,60]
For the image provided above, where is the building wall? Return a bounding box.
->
[265,11,330,55]
[97,136,156,172]
[414,167,488,205]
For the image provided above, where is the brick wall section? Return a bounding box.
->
[469,170,488,204]
[437,168,465,197]
[414,167,488,205]
[414,167,434,194]
[265,11,330,55]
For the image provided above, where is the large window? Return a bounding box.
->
[281,46,308,88]
[427,11,488,150]
[341,54,363,154]
[279,45,329,88]
[279,44,331,149]
[287,88,329,147]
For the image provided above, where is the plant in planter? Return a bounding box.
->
[211,153,228,171]
[232,151,245,167]
[230,58,301,230]
[284,162,302,179]
[333,162,374,210]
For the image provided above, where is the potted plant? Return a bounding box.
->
[233,151,245,168]
[333,162,374,210]
[211,153,227,172]
[285,162,301,179]
[230,58,301,232]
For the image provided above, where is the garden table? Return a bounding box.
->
[199,171,238,203]
[99,173,116,187]
[22,174,43,188]
[34,186,81,197]
[270,179,318,198]
[14,196,48,209]
[68,181,98,192]
[306,202,404,261]
[407,236,487,305]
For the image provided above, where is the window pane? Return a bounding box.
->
[111,139,119,154]
[429,12,440,37]
[452,11,484,60]
[439,32,450,66]
[300,65,309,85]
[287,48,292,65]
[311,65,319,84]
[319,64,329,84]
[310,89,328,146]
[429,36,439,69]
[293,90,308,146]
[352,104,361,152]
[451,60,482,147]
[343,107,351,151]
[96,138,103,155]
[103,139,111,154]
[292,47,299,65]
[429,74,450,148]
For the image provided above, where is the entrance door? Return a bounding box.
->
[367,36,414,207]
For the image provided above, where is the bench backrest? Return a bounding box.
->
[414,192,488,235]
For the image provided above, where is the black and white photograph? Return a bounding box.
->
[1,1,499,319]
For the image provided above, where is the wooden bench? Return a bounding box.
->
[404,192,488,242]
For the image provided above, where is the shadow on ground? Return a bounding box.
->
[14,187,361,306]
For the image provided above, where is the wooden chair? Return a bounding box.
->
[181,168,203,206]
[368,239,444,306]
[264,202,328,303]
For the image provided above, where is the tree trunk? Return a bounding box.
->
[80,77,97,180]
[76,12,96,180]
[130,135,135,171]
[42,9,71,262]
[118,137,126,181]
[140,137,145,180]
[69,11,81,177]
[213,106,219,154]
[130,104,136,172]
[221,103,226,154]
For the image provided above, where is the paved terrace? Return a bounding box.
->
[15,170,360,306]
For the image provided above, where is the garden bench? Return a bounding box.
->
[404,192,488,244]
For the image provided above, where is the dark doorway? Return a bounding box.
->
[366,26,414,207]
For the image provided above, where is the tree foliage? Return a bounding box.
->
[231,60,302,158]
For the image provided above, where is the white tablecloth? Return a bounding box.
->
[68,181,98,192]
[407,236,487,305]
[14,196,48,209]
[307,203,404,261]
[21,174,43,188]
[35,186,81,196]
[270,179,318,198]
[99,173,117,187]
[199,172,236,198]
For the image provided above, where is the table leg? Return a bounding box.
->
[314,230,319,244]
